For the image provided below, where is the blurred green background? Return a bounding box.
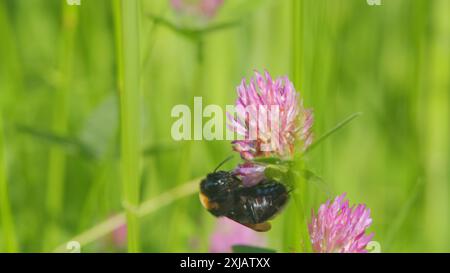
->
[0,0,449,252]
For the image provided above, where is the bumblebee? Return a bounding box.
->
[199,160,290,232]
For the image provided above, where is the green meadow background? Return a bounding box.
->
[0,0,449,252]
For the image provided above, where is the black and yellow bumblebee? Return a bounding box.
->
[199,159,290,232]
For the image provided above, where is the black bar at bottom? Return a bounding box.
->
[0,253,448,272]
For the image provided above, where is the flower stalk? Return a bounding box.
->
[118,0,142,253]
[291,157,312,252]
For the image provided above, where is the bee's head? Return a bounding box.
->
[199,170,240,215]
[200,171,239,198]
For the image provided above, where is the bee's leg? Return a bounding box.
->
[243,222,271,232]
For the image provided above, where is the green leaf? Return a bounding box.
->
[232,245,276,253]
[304,112,362,153]
[15,125,93,158]
[264,164,289,182]
[199,21,240,35]
[146,14,239,40]
[295,169,332,197]
[142,142,181,156]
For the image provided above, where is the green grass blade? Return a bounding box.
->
[0,114,18,252]
[46,3,79,227]
[16,125,93,158]
[304,112,362,154]
[384,179,424,250]
[142,142,181,157]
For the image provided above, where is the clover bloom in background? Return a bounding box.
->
[170,0,224,19]
[227,70,313,161]
[210,217,267,253]
[308,194,374,253]
[112,224,127,249]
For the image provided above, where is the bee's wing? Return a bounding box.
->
[238,181,290,223]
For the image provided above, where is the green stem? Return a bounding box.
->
[118,0,142,253]
[0,114,18,252]
[165,39,203,249]
[292,159,312,252]
[283,0,311,253]
[292,0,303,87]
[53,179,200,252]
[282,157,311,252]
[46,3,78,221]
[423,0,449,251]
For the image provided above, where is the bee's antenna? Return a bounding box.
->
[214,155,234,172]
